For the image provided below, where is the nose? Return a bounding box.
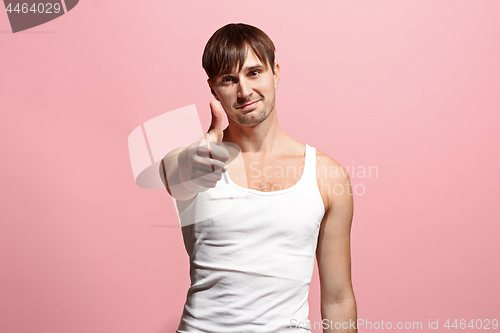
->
[237,78,252,99]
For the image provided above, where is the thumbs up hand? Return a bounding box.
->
[205,100,225,143]
[178,101,230,191]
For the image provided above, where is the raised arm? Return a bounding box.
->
[159,101,229,201]
[316,154,357,332]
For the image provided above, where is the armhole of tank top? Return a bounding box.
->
[176,192,199,217]
[311,146,326,218]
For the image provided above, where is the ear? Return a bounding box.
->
[207,79,220,101]
[273,63,281,89]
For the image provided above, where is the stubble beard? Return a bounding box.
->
[231,98,275,127]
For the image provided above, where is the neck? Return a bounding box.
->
[223,108,287,155]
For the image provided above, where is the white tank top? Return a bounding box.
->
[176,144,325,333]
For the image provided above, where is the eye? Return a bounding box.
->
[250,70,260,77]
[222,76,236,84]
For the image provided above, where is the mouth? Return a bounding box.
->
[237,100,260,110]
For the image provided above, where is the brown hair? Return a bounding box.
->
[202,23,276,82]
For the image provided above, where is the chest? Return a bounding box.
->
[227,153,305,192]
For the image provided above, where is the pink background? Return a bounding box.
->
[1,1,499,332]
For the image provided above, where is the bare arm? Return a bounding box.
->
[159,147,201,201]
[158,100,229,201]
[316,156,357,332]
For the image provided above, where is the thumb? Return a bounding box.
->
[206,100,224,142]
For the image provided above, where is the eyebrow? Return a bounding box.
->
[242,64,266,72]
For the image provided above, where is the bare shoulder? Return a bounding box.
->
[315,148,349,182]
[315,148,352,212]
[282,136,307,156]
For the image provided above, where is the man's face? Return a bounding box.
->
[209,48,280,127]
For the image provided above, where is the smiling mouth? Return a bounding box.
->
[237,100,260,110]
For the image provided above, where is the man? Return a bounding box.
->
[161,23,357,333]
